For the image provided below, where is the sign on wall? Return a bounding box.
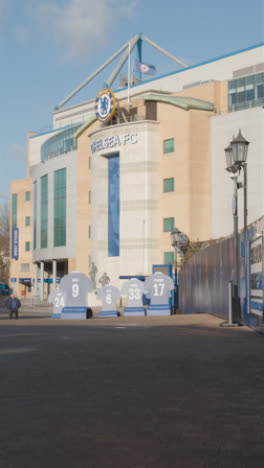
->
[11,227,19,260]
[250,234,263,318]
[95,88,116,123]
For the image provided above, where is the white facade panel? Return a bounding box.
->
[89,120,159,288]
[211,107,264,238]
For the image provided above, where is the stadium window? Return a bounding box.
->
[163,138,174,154]
[163,217,174,232]
[25,216,30,226]
[25,242,30,252]
[12,193,17,228]
[164,252,174,265]
[163,178,174,193]
[25,191,31,201]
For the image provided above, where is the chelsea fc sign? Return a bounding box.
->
[95,88,116,123]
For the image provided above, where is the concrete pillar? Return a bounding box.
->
[52,260,57,291]
[40,261,44,301]
[34,263,39,297]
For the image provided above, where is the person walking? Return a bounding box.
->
[7,293,21,320]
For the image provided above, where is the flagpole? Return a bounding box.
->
[132,59,135,85]
[128,41,131,106]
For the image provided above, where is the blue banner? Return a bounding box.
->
[108,155,120,257]
[11,228,19,259]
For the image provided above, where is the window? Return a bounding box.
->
[228,73,264,111]
[40,124,81,162]
[25,191,30,201]
[25,242,30,252]
[89,157,91,169]
[25,216,30,226]
[20,263,30,273]
[163,138,174,154]
[164,252,174,265]
[163,178,174,193]
[12,194,17,228]
[41,175,48,248]
[54,168,66,247]
[163,217,174,232]
[89,225,91,238]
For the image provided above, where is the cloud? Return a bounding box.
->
[6,144,27,161]
[36,0,139,59]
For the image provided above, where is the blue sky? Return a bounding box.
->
[0,0,263,208]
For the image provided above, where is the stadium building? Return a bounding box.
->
[10,35,264,302]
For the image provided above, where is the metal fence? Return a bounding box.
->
[179,216,264,327]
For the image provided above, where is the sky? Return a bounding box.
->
[0,0,263,208]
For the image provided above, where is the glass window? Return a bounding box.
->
[25,216,30,226]
[164,252,174,265]
[256,73,264,99]
[163,217,174,232]
[25,191,30,201]
[89,157,91,169]
[12,194,17,228]
[245,76,254,101]
[54,168,66,247]
[41,175,48,248]
[236,78,245,105]
[41,124,81,162]
[228,73,264,111]
[163,178,174,192]
[25,242,30,252]
[163,139,174,154]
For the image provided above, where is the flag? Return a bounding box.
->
[133,59,156,75]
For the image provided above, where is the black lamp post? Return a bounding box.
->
[171,228,189,314]
[224,129,250,323]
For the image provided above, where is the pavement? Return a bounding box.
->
[1,304,264,467]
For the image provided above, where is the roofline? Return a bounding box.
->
[53,42,264,115]
[115,42,264,93]
[29,123,80,139]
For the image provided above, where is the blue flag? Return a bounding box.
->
[133,59,156,75]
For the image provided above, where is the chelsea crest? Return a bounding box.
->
[95,88,116,123]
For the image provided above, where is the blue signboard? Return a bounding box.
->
[11,228,19,260]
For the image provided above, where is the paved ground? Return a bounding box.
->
[1,304,264,467]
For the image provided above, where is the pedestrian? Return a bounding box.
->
[7,293,21,320]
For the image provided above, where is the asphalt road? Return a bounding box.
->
[1,309,264,468]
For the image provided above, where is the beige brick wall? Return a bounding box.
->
[10,178,34,298]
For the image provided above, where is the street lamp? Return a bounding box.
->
[224,129,250,323]
[171,228,189,314]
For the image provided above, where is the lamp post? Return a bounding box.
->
[171,228,189,314]
[224,129,250,323]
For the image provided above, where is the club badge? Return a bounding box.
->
[95,88,116,123]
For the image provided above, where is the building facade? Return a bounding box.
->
[10,42,264,302]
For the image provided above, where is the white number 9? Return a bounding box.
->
[72,284,79,298]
